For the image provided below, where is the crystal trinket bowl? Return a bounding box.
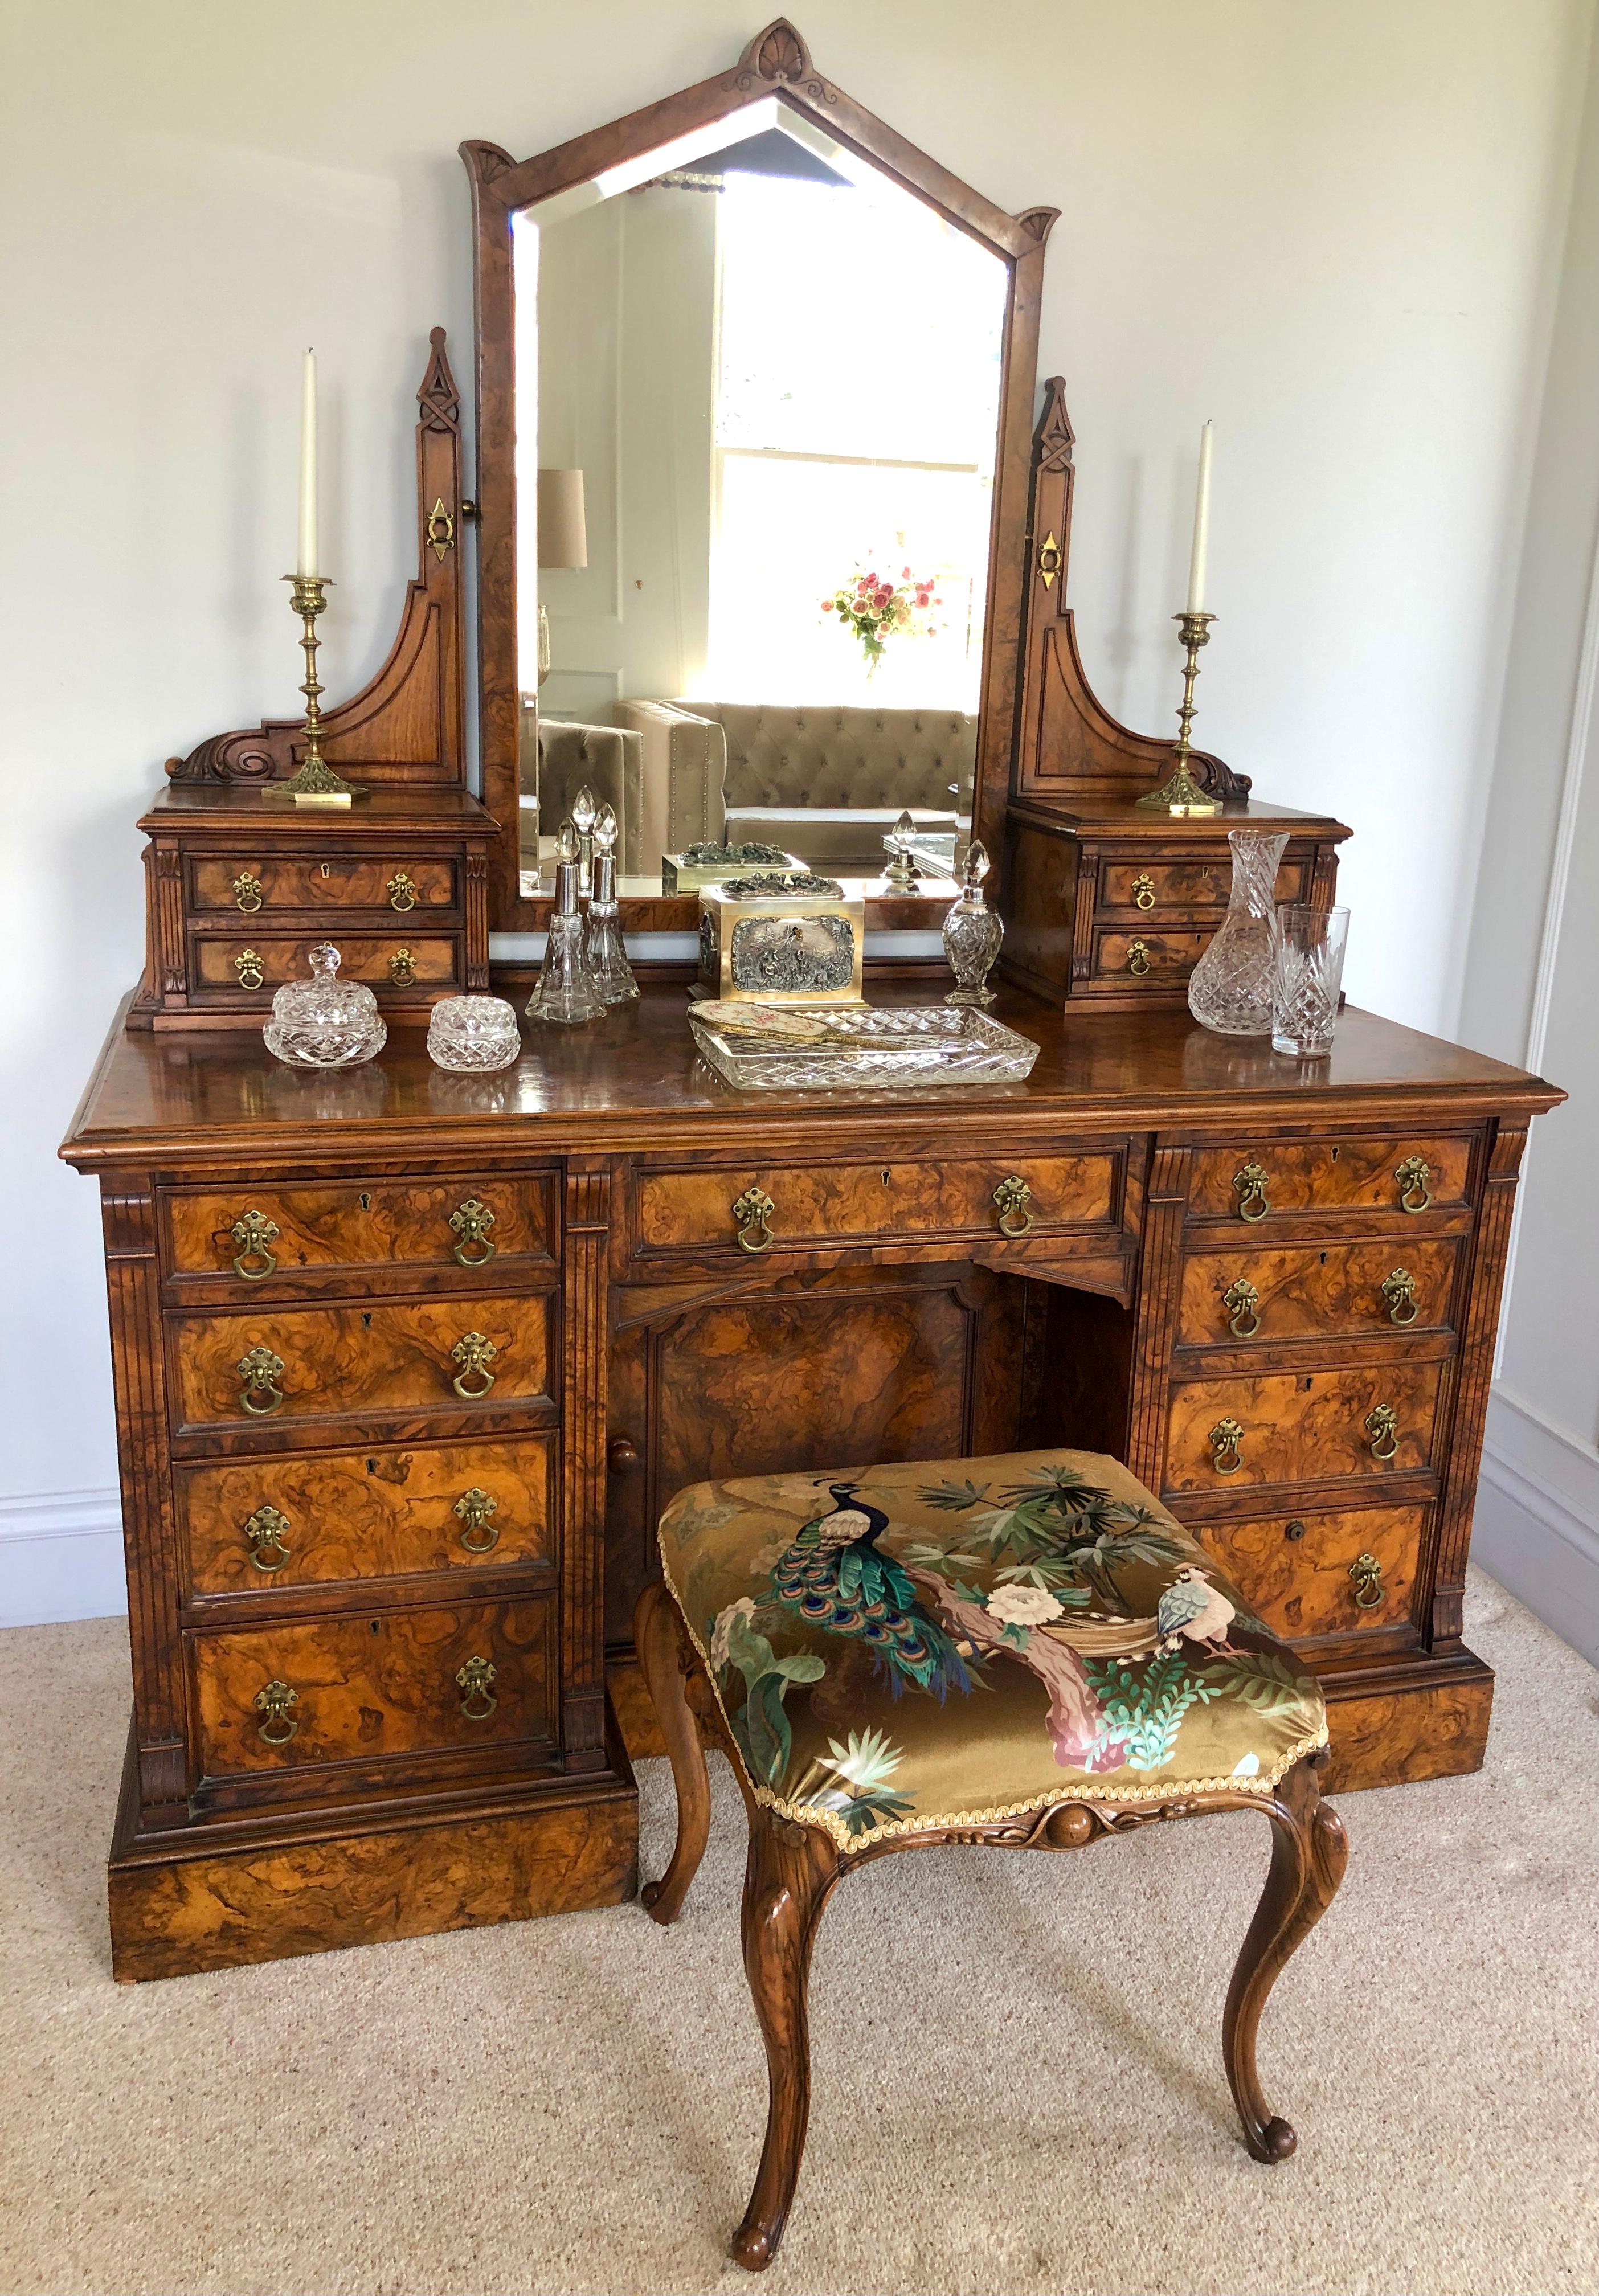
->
[263,942,386,1067]
[688,1004,1040,1091]
[426,993,522,1071]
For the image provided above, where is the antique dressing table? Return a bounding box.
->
[60,21,1560,1979]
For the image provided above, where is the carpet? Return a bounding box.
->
[0,1568,1594,2296]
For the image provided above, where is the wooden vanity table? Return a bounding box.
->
[60,22,1560,1978]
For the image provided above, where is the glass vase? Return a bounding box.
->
[1187,829,1289,1036]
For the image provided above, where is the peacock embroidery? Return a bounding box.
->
[772,1481,974,1699]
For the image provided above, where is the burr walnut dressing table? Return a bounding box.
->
[62,21,1560,1980]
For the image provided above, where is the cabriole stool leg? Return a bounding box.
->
[634,1582,713,1925]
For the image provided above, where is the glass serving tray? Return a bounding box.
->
[688,1004,1040,1091]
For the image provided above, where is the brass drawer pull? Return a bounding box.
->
[232,870,263,914]
[1381,1268,1419,1327]
[454,1486,500,1553]
[1221,1278,1261,1337]
[1233,1160,1270,1221]
[243,1503,292,1573]
[732,1186,775,1254]
[388,947,417,987]
[1208,1417,1245,1474]
[1132,872,1156,911]
[450,1332,497,1398]
[992,1175,1033,1237]
[448,1197,497,1267]
[1349,1551,1384,1609]
[234,948,265,991]
[1365,1402,1400,1460]
[387,871,419,912]
[230,1209,280,1280]
[1126,939,1152,976]
[254,1680,299,1744]
[456,1655,498,1720]
[236,1344,285,1416]
[1395,1155,1433,1214]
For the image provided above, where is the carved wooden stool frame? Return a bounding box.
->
[635,1580,1348,2272]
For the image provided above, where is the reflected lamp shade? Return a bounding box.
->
[537,469,588,569]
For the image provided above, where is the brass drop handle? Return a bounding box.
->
[1132,873,1156,911]
[236,1344,285,1417]
[1233,1160,1270,1221]
[1381,1268,1419,1327]
[387,871,419,912]
[232,870,263,914]
[1365,1402,1400,1460]
[243,1503,292,1573]
[1126,939,1152,976]
[454,1486,500,1553]
[388,948,417,987]
[234,948,265,991]
[230,1209,280,1280]
[254,1680,299,1745]
[1208,1417,1245,1475]
[1349,1551,1384,1609]
[992,1176,1033,1238]
[1395,1155,1433,1214]
[456,1655,498,1720]
[448,1197,497,1267]
[450,1332,498,1399]
[732,1185,776,1254]
[608,1436,641,1476]
[1221,1277,1261,1338]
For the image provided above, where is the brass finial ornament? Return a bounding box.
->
[1136,611,1221,816]
[264,575,365,807]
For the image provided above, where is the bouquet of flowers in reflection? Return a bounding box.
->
[821,564,941,672]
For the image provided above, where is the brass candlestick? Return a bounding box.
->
[264,575,363,807]
[1136,610,1221,816]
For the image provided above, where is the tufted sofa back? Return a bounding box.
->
[680,702,976,815]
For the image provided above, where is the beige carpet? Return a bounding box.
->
[0,1570,1594,2296]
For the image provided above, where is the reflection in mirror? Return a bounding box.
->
[513,97,1008,893]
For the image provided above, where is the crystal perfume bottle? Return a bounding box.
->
[584,802,639,1005]
[942,840,1004,1005]
[570,783,599,898]
[1187,829,1289,1035]
[263,942,386,1066]
[526,822,604,1026]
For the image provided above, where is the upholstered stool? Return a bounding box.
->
[635,1446,1347,2271]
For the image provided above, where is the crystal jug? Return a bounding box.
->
[1187,829,1289,1036]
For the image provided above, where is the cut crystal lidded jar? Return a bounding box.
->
[263,942,386,1067]
[1187,829,1289,1036]
[427,993,522,1071]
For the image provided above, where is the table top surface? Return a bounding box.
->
[60,979,1561,1172]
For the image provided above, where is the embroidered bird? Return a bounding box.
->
[1155,1565,1236,1654]
[772,1482,973,1699]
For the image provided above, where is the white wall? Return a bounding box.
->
[1,0,1593,1623]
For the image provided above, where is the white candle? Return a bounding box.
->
[296,348,318,577]
[1185,419,1213,613]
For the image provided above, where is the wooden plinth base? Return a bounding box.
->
[108,1725,639,1983]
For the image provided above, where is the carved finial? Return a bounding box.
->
[1016,206,1061,244]
[1034,377,1075,474]
[418,326,460,434]
[459,138,516,186]
[738,18,813,85]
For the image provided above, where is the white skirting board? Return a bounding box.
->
[0,1489,126,1628]
[1473,1388,1599,1667]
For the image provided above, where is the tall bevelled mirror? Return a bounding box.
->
[466,21,1055,925]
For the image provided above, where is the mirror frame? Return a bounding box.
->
[463,17,1057,933]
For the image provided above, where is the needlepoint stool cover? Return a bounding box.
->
[656,1448,1328,1852]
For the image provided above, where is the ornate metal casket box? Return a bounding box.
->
[696,873,866,1006]
[661,841,802,894]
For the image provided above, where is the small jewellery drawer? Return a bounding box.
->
[190,1600,555,1777]
[632,1150,1121,1257]
[1193,1505,1423,1638]
[1177,1238,1461,1345]
[190,935,459,995]
[164,1176,554,1286]
[1163,1360,1443,1493]
[1091,927,1210,985]
[179,1435,555,1595]
[1188,1135,1473,1223]
[1098,856,1311,915]
[170,1294,555,1434]
[190,856,458,916]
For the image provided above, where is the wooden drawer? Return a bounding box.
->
[1090,927,1209,987]
[633,1149,1120,1255]
[170,1294,554,1433]
[189,856,459,916]
[1098,856,1311,915]
[164,1176,554,1285]
[1164,1359,1443,1493]
[189,935,459,995]
[1177,1237,1461,1346]
[179,1435,555,1595]
[1188,1134,1473,1223]
[190,1600,555,1776]
[1195,1505,1423,1639]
